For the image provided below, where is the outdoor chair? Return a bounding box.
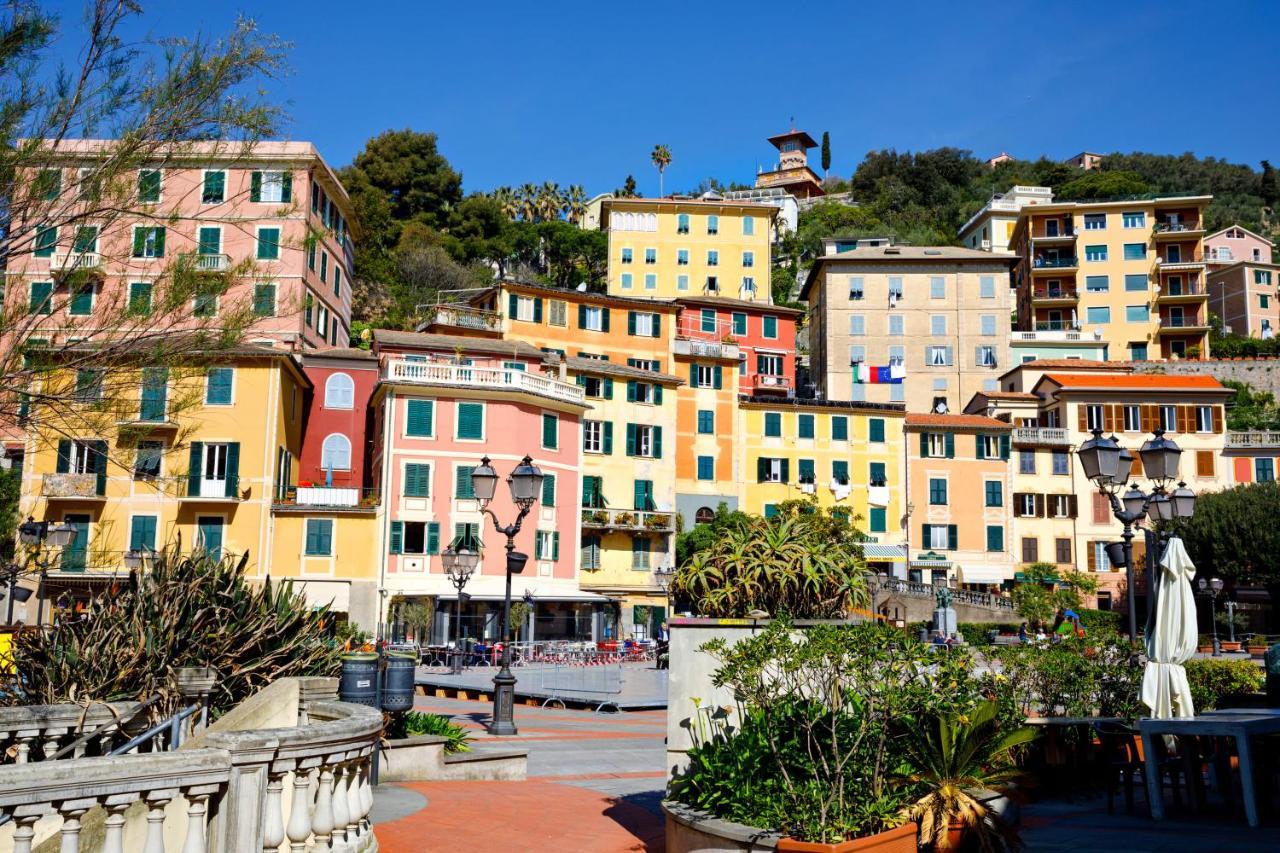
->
[1093,721,1187,816]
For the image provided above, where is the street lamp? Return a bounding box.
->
[653,564,676,637]
[441,539,480,674]
[1198,576,1224,655]
[6,517,79,625]
[473,455,543,736]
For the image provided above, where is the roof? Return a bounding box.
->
[302,347,377,362]
[977,391,1040,401]
[564,356,682,385]
[674,295,804,317]
[737,395,905,414]
[766,129,818,148]
[802,246,1016,301]
[1037,373,1227,393]
[997,358,1132,382]
[1205,224,1274,246]
[1011,195,1212,217]
[495,280,681,312]
[372,329,545,359]
[600,196,779,215]
[905,413,1013,430]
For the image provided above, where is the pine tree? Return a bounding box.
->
[1261,160,1278,208]
[821,131,831,178]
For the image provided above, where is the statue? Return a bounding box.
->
[935,586,953,611]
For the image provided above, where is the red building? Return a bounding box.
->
[296,348,379,492]
[674,296,802,396]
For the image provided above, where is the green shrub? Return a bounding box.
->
[981,635,1143,721]
[1184,658,1264,711]
[957,622,1021,645]
[1076,609,1122,635]
[387,711,471,753]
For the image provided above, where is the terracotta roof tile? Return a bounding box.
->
[905,413,1012,430]
[980,391,1040,400]
[1012,359,1132,370]
[1041,373,1226,391]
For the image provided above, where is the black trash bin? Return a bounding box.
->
[382,652,417,712]
[339,652,380,708]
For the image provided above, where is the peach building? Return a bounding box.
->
[1208,260,1278,339]
[4,140,355,352]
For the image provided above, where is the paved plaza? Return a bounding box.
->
[414,660,669,710]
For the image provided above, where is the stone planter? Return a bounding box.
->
[1220,641,1243,653]
[1198,645,1215,654]
[663,801,917,853]
[777,823,918,853]
[1250,645,1268,659]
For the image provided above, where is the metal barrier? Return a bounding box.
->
[529,661,624,713]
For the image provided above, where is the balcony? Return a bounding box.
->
[1204,249,1235,264]
[420,304,502,335]
[384,359,585,404]
[1033,321,1079,332]
[1030,256,1078,274]
[181,251,231,272]
[1011,329,1088,343]
[42,472,105,499]
[1156,282,1208,303]
[1153,221,1204,240]
[1013,427,1071,446]
[273,485,380,512]
[673,337,740,360]
[167,476,243,502]
[581,508,675,534]
[1156,315,1211,334]
[1226,431,1280,449]
[1031,285,1079,305]
[752,373,791,394]
[48,250,101,273]
[1156,256,1206,272]
[1031,230,1076,245]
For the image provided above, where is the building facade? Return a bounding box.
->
[1208,261,1278,339]
[804,246,1015,414]
[958,185,1054,254]
[1204,225,1273,268]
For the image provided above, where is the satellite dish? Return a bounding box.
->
[576,283,587,292]
[935,402,948,414]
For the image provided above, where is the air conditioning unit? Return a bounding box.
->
[981,240,992,250]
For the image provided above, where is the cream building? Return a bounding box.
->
[803,246,1015,414]
[958,185,1054,254]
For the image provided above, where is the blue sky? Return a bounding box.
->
[45,0,1280,196]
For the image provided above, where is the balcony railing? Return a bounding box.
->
[752,374,791,392]
[182,251,231,271]
[1226,431,1280,448]
[1157,257,1206,269]
[423,304,502,333]
[1034,321,1078,332]
[1032,286,1079,300]
[1032,256,1078,269]
[274,486,381,509]
[1159,315,1207,329]
[867,577,1014,611]
[1157,282,1207,298]
[1204,249,1235,263]
[1032,230,1075,241]
[581,508,674,533]
[675,315,735,341]
[1013,427,1070,445]
[384,359,585,403]
[1153,221,1203,234]
[48,250,101,271]
[1012,329,1085,342]
[673,338,740,360]
[42,472,105,498]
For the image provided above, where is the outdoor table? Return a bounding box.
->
[1140,712,1280,827]
[1024,716,1123,778]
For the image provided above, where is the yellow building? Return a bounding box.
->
[16,347,307,619]
[737,399,905,551]
[1011,195,1212,360]
[583,197,776,303]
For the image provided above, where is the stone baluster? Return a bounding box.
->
[43,732,62,761]
[330,763,350,849]
[142,794,174,853]
[182,793,210,853]
[343,759,362,843]
[358,756,373,835]
[14,734,34,764]
[311,766,335,853]
[286,767,314,852]
[262,770,287,852]
[57,801,93,853]
[103,801,131,853]
[11,813,40,853]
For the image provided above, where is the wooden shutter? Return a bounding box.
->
[249,171,262,202]
[1077,405,1088,432]
[1196,451,1214,478]
[533,298,543,323]
[1092,492,1110,524]
[541,473,556,507]
[653,313,662,337]
[689,364,698,386]
[509,293,518,318]
[281,172,293,203]
[945,433,955,458]
[602,422,613,455]
[1000,434,1011,460]
[653,426,663,458]
[1034,494,1046,517]
[389,521,403,554]
[633,480,646,511]
[455,466,474,499]
[601,308,610,332]
[188,442,203,496]
[780,458,790,483]
[1178,406,1193,434]
[603,377,614,399]
[225,442,240,497]
[654,384,663,405]
[1141,405,1157,433]
[625,423,637,457]
[713,366,723,390]
[757,457,768,483]
[90,440,108,495]
[627,311,636,335]
[626,381,637,402]
[56,439,71,473]
[427,522,440,555]
[577,304,587,328]
[1212,406,1223,433]
[1013,493,1026,515]
[1086,541,1097,572]
[976,436,987,460]
[1068,495,1079,518]
[406,400,433,436]
[552,532,560,561]
[947,525,958,550]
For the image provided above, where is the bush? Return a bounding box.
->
[957,622,1021,645]
[1076,609,1122,636]
[1,547,358,722]
[981,635,1143,721]
[1184,659,1265,711]
[387,711,471,753]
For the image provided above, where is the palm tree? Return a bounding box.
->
[517,183,539,221]
[565,185,587,224]
[538,181,564,221]
[492,186,519,220]
[651,145,672,197]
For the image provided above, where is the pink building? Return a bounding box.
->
[369,330,600,642]
[673,296,802,396]
[4,140,355,352]
[1205,225,1273,267]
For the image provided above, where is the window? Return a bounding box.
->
[926,525,955,551]
[1019,450,1036,474]
[633,479,656,511]
[1194,450,1214,478]
[742,216,755,236]
[406,399,434,437]
[132,439,163,478]
[205,368,233,405]
[36,168,61,200]
[1021,538,1039,563]
[320,434,351,471]
[693,363,720,388]
[301,519,334,557]
[927,346,952,366]
[929,478,948,505]
[677,249,689,266]
[1160,405,1177,433]
[1256,270,1274,286]
[849,277,864,300]
[202,170,225,204]
[707,215,719,235]
[849,345,865,366]
[252,283,276,317]
[1122,211,1145,229]
[869,461,886,485]
[1093,492,1111,525]
[832,416,850,441]
[1052,538,1071,564]
[697,455,714,481]
[742,251,754,268]
[644,274,657,290]
[700,308,716,333]
[868,417,885,443]
[132,226,165,258]
[620,273,632,289]
[194,290,217,317]
[1263,295,1272,310]
[1084,213,1106,230]
[138,169,162,202]
[252,170,291,203]
[73,368,103,403]
[1124,405,1141,432]
[985,481,1003,507]
[707,250,719,266]
[322,373,355,410]
[986,526,1004,553]
[930,276,946,299]
[980,275,995,298]
[888,315,904,336]
[73,225,97,250]
[923,433,950,458]
[1195,405,1214,433]
[402,462,431,497]
[1256,458,1275,483]
[539,412,559,450]
[511,295,537,322]
[1125,274,1148,292]
[536,531,560,561]
[798,414,815,439]
[581,375,610,398]
[626,424,661,458]
[1086,275,1109,292]
[724,313,745,339]
[757,457,786,483]
[257,227,280,260]
[319,252,328,283]
[198,226,221,257]
[69,284,94,316]
[697,410,714,434]
[869,507,886,533]
[1129,343,1149,361]
[764,412,782,437]
[644,248,656,264]
[580,305,607,332]
[677,274,689,291]
[977,434,1001,458]
[1086,306,1111,324]
[930,315,948,336]
[1085,244,1107,262]
[849,314,865,335]
[832,460,850,485]
[762,315,778,339]
[888,277,904,300]
[1052,450,1069,475]
[677,214,690,234]
[1125,305,1149,323]
[757,352,783,376]
[457,402,484,440]
[1085,404,1104,431]
[1123,243,1147,261]
[891,385,905,403]
[631,536,651,570]
[980,314,997,336]
[33,225,57,257]
[976,345,997,367]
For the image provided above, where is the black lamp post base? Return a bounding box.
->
[488,670,518,736]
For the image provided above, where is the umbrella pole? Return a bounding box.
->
[1122,523,1139,645]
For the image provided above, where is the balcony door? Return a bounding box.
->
[1167,245,1182,264]
[197,516,224,561]
[62,513,90,572]
[201,443,229,497]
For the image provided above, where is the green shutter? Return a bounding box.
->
[603,422,613,455]
[404,463,430,497]
[832,416,848,441]
[187,442,203,496]
[578,304,587,328]
[945,433,955,458]
[56,439,71,473]
[690,364,698,386]
[869,418,884,443]
[922,524,929,549]
[253,284,275,316]
[281,172,293,203]
[1000,434,1011,460]
[140,368,167,421]
[633,480,646,510]
[389,521,403,554]
[250,171,262,202]
[626,381,637,402]
[406,400,434,437]
[455,466,475,499]
[541,473,556,506]
[533,297,543,323]
[542,413,558,449]
[757,457,767,482]
[257,228,280,260]
[653,426,662,459]
[976,437,987,460]
[603,377,614,399]
[713,366,723,389]
[869,507,886,533]
[509,293,519,319]
[130,516,157,552]
[198,227,220,255]
[601,307,610,332]
[154,227,165,257]
[948,525,958,551]
[426,522,440,555]
[224,442,240,497]
[627,311,637,335]
[920,433,929,457]
[457,403,483,439]
[30,281,52,314]
[552,531,560,561]
[653,384,663,405]
[780,458,790,483]
[625,423,637,456]
[987,526,1003,552]
[132,227,146,257]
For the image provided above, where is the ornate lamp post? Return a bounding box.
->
[1076,428,1191,644]
[441,539,480,674]
[472,455,543,736]
[1197,576,1224,655]
[7,517,79,625]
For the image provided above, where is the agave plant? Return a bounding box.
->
[899,700,1036,852]
[2,543,358,723]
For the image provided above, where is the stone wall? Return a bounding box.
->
[1134,358,1280,396]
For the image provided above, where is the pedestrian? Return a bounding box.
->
[1018,622,1028,644]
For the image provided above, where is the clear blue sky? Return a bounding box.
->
[46,0,1280,196]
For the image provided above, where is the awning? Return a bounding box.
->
[296,580,350,612]
[435,591,610,604]
[910,559,952,569]
[863,544,907,562]
[958,565,1010,585]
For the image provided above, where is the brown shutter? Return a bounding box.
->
[1196,451,1214,477]
[1086,541,1097,572]
[1068,495,1079,518]
[1092,493,1111,524]
[1212,406,1223,434]
[1141,405,1157,433]
[1013,492,1026,516]
[1077,405,1088,432]
[1034,494,1046,517]
[1178,406,1193,435]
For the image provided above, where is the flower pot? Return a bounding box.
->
[944,820,967,850]
[1197,645,1214,654]
[1220,641,1242,652]
[1249,645,1268,658]
[778,822,918,853]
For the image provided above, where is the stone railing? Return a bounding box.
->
[1013,427,1070,446]
[385,359,585,404]
[1226,431,1280,448]
[870,577,1014,612]
[0,678,381,853]
[0,702,144,765]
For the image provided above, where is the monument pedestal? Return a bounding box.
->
[933,607,958,639]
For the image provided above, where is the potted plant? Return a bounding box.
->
[614,511,635,527]
[644,513,671,530]
[1197,635,1215,654]
[1248,636,1270,658]
[899,699,1034,851]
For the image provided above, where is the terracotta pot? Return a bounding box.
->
[1249,645,1268,658]
[1220,641,1242,652]
[1197,645,1214,654]
[778,822,918,853]
[944,820,967,850]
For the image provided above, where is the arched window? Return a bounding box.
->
[324,373,355,409]
[695,507,714,525]
[645,213,657,232]
[320,433,351,471]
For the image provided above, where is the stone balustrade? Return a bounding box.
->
[0,702,144,765]
[870,577,1015,612]
[0,679,381,853]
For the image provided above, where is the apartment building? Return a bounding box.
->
[1209,260,1278,339]
[1010,195,1212,361]
[5,140,356,352]
[1223,430,1280,485]
[958,185,1054,254]
[803,245,1015,413]
[583,197,776,303]
[903,414,1015,588]
[738,399,905,546]
[16,348,308,620]
[1204,225,1273,268]
[673,296,802,396]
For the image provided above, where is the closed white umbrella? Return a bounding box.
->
[1141,536,1198,719]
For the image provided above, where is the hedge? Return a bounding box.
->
[1184,658,1265,711]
